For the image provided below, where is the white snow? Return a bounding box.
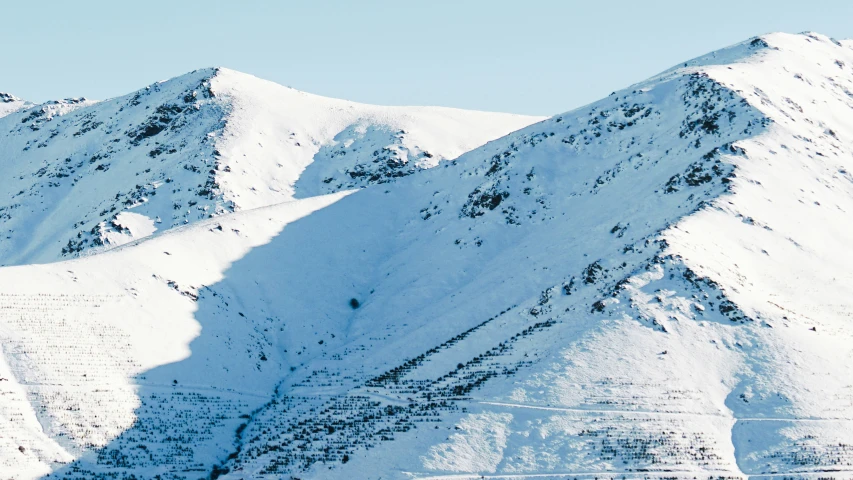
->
[422,412,513,473]
[100,211,158,247]
[1,31,853,480]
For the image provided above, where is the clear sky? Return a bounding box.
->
[3,0,852,116]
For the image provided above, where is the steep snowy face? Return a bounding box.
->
[0,68,539,265]
[3,32,853,480]
[657,32,853,474]
[0,68,228,265]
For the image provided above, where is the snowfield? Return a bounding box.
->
[1,32,853,480]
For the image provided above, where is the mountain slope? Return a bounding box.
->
[0,68,540,266]
[1,32,853,480]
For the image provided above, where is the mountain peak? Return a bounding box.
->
[0,66,540,265]
[0,92,22,103]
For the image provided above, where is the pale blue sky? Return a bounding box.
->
[3,0,852,115]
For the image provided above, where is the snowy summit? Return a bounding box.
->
[1,32,853,480]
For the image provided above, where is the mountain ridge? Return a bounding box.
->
[0,67,541,266]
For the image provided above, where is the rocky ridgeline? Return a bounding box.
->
[0,69,233,265]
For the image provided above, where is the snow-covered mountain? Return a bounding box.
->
[0,93,32,118]
[2,31,853,480]
[0,68,539,265]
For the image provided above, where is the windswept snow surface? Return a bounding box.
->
[1,32,853,480]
